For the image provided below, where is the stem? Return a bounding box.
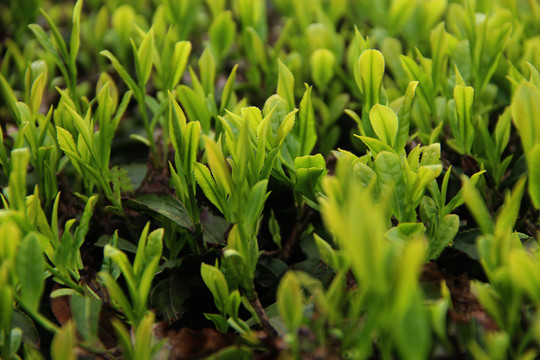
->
[16,297,60,335]
[187,184,202,234]
[280,204,313,261]
[248,290,277,337]
[46,264,85,295]
[2,314,11,359]
[137,90,158,165]
[68,62,81,114]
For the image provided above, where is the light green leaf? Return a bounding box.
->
[137,28,155,86]
[310,48,335,89]
[70,0,83,66]
[529,145,540,209]
[199,47,216,96]
[204,136,233,194]
[277,59,295,111]
[462,176,494,235]
[194,162,225,213]
[294,84,317,156]
[177,85,211,133]
[209,11,236,60]
[51,321,76,360]
[453,85,475,154]
[358,49,385,106]
[183,121,201,178]
[375,151,408,221]
[201,263,229,312]
[512,82,540,153]
[395,81,418,150]
[101,50,138,95]
[277,272,303,332]
[276,109,298,145]
[220,64,238,113]
[170,41,191,90]
[370,104,398,147]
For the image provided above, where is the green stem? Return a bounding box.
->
[68,63,81,114]
[46,264,85,295]
[137,90,158,164]
[2,314,11,359]
[16,297,59,335]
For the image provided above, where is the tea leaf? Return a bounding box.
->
[15,233,45,312]
[277,59,295,111]
[277,272,303,332]
[513,82,540,153]
[310,48,335,89]
[69,0,83,65]
[201,263,229,312]
[358,49,385,103]
[51,321,76,360]
[209,11,236,60]
[194,162,225,213]
[137,28,155,86]
[529,145,540,209]
[370,104,398,147]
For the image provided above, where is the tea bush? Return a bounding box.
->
[1,0,540,359]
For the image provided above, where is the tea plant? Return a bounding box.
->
[1,0,540,359]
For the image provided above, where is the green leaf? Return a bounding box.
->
[8,148,30,211]
[51,321,77,360]
[15,233,45,312]
[100,271,136,323]
[103,245,136,294]
[183,121,201,178]
[133,223,163,281]
[101,50,139,95]
[276,109,298,145]
[137,28,155,86]
[277,59,295,111]
[73,196,97,251]
[358,49,385,106]
[125,194,192,229]
[462,175,494,235]
[209,11,236,60]
[204,136,233,194]
[244,179,269,235]
[428,214,459,260]
[277,272,303,332]
[201,263,229,312]
[370,104,398,147]
[310,48,335,89]
[512,82,540,153]
[295,154,327,200]
[199,47,216,96]
[529,145,540,209]
[220,64,238,113]
[294,84,317,157]
[0,74,21,125]
[170,41,192,90]
[30,72,46,116]
[496,178,526,234]
[453,85,475,154]
[395,81,418,151]
[375,151,408,222]
[357,135,396,157]
[70,0,83,66]
[177,85,211,133]
[194,162,225,213]
[70,294,101,343]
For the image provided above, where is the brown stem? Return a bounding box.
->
[249,291,277,337]
[280,206,314,262]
